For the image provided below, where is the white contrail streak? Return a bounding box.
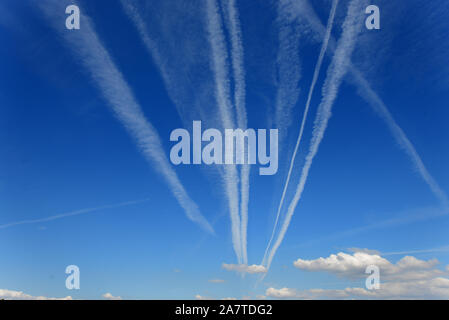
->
[262,0,339,266]
[348,69,449,208]
[222,0,250,265]
[294,0,449,208]
[265,0,368,270]
[0,199,150,230]
[119,1,184,120]
[122,0,250,261]
[40,1,214,233]
[206,0,242,263]
[222,0,247,130]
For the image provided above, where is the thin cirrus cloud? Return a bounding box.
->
[262,0,339,267]
[264,0,369,271]
[39,1,213,234]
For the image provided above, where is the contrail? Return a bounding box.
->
[119,1,185,121]
[273,0,302,141]
[122,0,249,261]
[222,0,250,265]
[265,0,369,271]
[40,1,214,234]
[348,69,449,208]
[293,0,449,208]
[262,0,339,266]
[0,199,150,230]
[206,0,242,263]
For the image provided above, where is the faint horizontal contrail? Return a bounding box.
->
[273,0,302,142]
[0,199,150,229]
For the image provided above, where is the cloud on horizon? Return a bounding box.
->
[222,263,267,274]
[102,292,122,300]
[0,289,72,300]
[267,250,449,299]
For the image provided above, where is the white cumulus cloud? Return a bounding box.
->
[222,263,267,274]
[293,251,443,281]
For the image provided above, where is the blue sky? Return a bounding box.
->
[1,0,449,299]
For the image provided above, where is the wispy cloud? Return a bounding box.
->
[264,0,368,271]
[40,1,213,233]
[0,199,149,230]
[263,0,339,266]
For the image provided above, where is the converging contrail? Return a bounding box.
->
[40,1,214,234]
[206,0,243,263]
[265,0,369,271]
[222,0,250,265]
[123,0,250,262]
[262,0,339,266]
[348,69,449,208]
[294,0,449,209]
[0,199,150,230]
